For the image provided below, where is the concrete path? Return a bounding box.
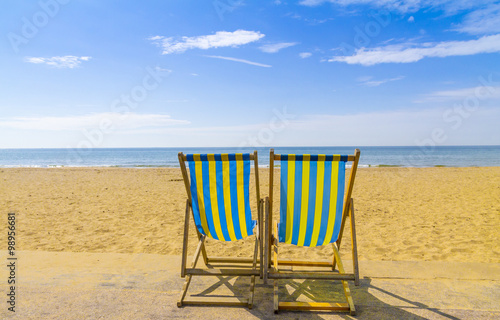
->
[1,251,499,319]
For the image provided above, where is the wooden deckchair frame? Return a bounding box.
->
[177,151,263,308]
[264,149,360,315]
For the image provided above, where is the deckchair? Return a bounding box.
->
[177,152,263,308]
[264,149,360,315]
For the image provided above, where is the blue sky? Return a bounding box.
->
[1,0,500,148]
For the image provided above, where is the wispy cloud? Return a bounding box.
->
[149,30,264,54]
[453,4,500,35]
[259,42,298,53]
[281,108,500,146]
[299,0,420,12]
[299,52,312,58]
[204,55,271,68]
[358,75,405,87]
[25,56,91,68]
[330,34,500,66]
[298,0,497,14]
[0,113,189,131]
[421,85,500,102]
[159,107,500,147]
[300,0,500,39]
[153,66,173,73]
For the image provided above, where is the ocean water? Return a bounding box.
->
[0,146,499,168]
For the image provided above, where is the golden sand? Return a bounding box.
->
[1,167,499,263]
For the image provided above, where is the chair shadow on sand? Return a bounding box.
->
[186,273,461,319]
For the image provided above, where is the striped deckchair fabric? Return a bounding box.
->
[265,149,360,315]
[278,154,347,247]
[185,153,257,241]
[178,151,262,308]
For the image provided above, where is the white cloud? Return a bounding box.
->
[259,42,298,53]
[358,75,405,87]
[330,34,500,65]
[0,113,189,131]
[299,52,312,58]
[204,55,271,68]
[453,4,500,35]
[25,56,91,68]
[408,16,415,23]
[149,30,264,54]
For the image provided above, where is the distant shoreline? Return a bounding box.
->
[2,165,500,170]
[2,146,500,168]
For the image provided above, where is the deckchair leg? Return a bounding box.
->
[333,244,356,316]
[273,222,279,271]
[332,198,359,287]
[333,198,350,271]
[273,279,279,314]
[181,200,190,278]
[177,275,192,307]
[349,198,360,286]
[259,199,264,279]
[333,197,355,270]
[197,230,209,265]
[273,221,280,314]
[263,198,270,285]
[248,275,256,309]
[248,227,259,309]
[177,235,205,307]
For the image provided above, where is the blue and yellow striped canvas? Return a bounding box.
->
[278,154,347,247]
[186,154,256,241]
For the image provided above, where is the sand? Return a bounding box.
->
[1,166,499,264]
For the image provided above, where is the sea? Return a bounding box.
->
[0,146,499,168]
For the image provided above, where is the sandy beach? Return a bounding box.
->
[1,166,499,263]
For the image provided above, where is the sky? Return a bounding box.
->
[1,0,500,148]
